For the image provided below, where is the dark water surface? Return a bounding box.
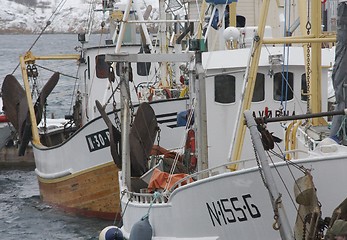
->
[0,34,113,239]
[0,33,105,118]
[0,169,112,239]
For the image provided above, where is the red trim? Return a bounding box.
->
[0,115,9,123]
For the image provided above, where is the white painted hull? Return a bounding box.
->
[117,45,337,237]
[34,99,188,176]
[119,144,347,239]
[32,98,189,218]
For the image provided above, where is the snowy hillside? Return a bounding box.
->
[0,0,110,33]
[0,0,103,33]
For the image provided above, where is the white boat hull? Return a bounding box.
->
[119,145,347,239]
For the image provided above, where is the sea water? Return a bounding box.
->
[0,33,106,118]
[0,34,113,239]
[0,169,112,239]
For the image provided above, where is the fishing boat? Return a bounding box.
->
[97,0,347,239]
[1,1,191,219]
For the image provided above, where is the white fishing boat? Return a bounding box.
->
[97,0,347,239]
[2,1,191,219]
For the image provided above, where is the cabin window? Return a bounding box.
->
[301,73,308,101]
[273,72,294,101]
[95,55,113,79]
[137,46,151,76]
[214,75,235,104]
[116,63,120,76]
[252,73,265,102]
[137,62,151,76]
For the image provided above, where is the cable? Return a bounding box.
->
[11,0,69,75]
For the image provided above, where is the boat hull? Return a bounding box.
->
[38,162,120,220]
[119,149,347,239]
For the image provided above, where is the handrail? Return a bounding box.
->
[122,158,256,204]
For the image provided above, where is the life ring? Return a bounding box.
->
[185,129,197,171]
[0,115,9,123]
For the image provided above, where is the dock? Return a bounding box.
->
[0,145,35,169]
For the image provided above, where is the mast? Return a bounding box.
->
[159,0,169,87]
[195,51,209,173]
[309,0,325,125]
[105,52,194,188]
[119,58,131,189]
[230,0,271,165]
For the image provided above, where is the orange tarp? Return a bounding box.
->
[148,168,192,192]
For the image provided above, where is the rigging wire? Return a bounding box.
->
[34,64,78,80]
[263,44,306,115]
[280,0,292,113]
[164,101,196,192]
[85,0,97,35]
[11,0,69,75]
[266,140,312,231]
[265,150,312,236]
[266,152,298,210]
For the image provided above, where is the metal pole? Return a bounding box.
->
[231,0,271,163]
[256,109,347,124]
[120,61,131,189]
[19,55,40,145]
[244,110,294,240]
[310,0,323,125]
[195,51,209,174]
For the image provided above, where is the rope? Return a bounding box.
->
[30,63,80,116]
[34,64,78,79]
[265,137,309,229]
[164,101,196,191]
[142,191,162,220]
[116,190,132,227]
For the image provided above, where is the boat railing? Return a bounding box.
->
[122,158,256,204]
[282,149,318,159]
[125,149,327,204]
[297,126,321,151]
[125,191,167,204]
[123,145,327,204]
[168,158,255,192]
